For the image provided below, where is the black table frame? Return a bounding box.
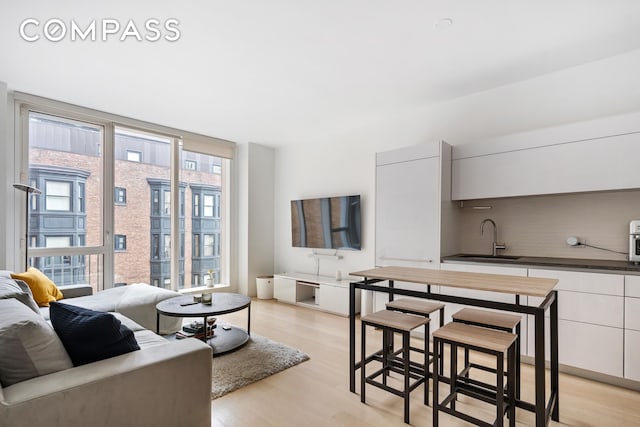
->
[349,278,559,427]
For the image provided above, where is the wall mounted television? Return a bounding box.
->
[291,195,361,250]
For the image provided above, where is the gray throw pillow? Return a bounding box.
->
[0,277,40,314]
[0,299,73,387]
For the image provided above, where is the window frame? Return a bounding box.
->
[14,92,234,291]
[114,187,127,205]
[185,159,196,170]
[45,180,72,212]
[114,234,127,251]
[126,150,142,162]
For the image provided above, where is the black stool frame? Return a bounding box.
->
[433,333,517,427]
[452,315,521,399]
[361,316,429,424]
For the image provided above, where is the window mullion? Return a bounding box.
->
[103,123,115,290]
[170,137,181,290]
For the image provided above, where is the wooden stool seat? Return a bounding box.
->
[360,310,430,424]
[432,322,517,353]
[362,309,428,331]
[433,322,517,427]
[452,307,521,330]
[386,298,445,316]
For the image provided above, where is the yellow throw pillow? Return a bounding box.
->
[11,267,64,307]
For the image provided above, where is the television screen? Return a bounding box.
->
[291,195,361,250]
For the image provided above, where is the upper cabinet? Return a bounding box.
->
[451,111,640,200]
[375,141,453,269]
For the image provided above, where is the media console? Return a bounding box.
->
[273,272,361,316]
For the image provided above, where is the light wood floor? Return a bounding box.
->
[212,299,640,427]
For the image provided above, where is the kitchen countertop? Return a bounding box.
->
[442,253,640,274]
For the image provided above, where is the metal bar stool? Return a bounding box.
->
[433,322,517,427]
[452,307,522,398]
[360,309,430,424]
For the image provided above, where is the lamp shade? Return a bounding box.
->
[13,183,42,194]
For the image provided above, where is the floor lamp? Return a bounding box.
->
[13,183,41,270]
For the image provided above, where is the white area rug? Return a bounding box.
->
[211,334,309,399]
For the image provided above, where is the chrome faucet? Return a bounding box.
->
[480,218,506,256]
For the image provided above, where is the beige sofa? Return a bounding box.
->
[0,276,213,427]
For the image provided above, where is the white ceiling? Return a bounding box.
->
[2,1,640,147]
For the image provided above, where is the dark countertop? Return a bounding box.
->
[442,253,640,274]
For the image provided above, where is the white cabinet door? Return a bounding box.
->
[625,330,640,381]
[625,275,640,298]
[319,284,359,316]
[527,318,623,377]
[529,269,623,296]
[625,297,640,331]
[376,147,440,269]
[273,276,296,304]
[528,269,624,327]
[452,132,640,200]
[526,269,624,377]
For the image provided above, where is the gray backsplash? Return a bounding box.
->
[454,189,640,261]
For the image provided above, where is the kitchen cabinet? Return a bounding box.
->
[273,273,361,317]
[273,276,296,304]
[527,269,624,377]
[451,111,640,200]
[625,330,640,381]
[624,275,640,380]
[375,141,450,269]
[373,141,451,319]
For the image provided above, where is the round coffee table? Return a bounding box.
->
[156,293,251,356]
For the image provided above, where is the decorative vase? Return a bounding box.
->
[206,277,214,288]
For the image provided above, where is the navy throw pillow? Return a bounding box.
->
[49,302,140,366]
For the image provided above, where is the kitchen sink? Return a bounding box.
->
[455,254,522,260]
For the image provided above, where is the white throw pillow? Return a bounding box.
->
[0,299,73,387]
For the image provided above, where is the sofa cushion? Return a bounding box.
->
[11,268,64,307]
[41,286,130,320]
[115,283,182,334]
[0,299,73,387]
[0,277,40,314]
[50,302,140,366]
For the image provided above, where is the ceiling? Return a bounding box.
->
[2,1,640,147]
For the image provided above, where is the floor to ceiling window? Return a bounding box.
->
[26,111,104,290]
[18,95,234,291]
[181,147,224,287]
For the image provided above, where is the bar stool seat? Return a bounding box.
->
[360,310,430,424]
[452,308,522,398]
[433,322,517,427]
[452,307,521,330]
[386,298,445,317]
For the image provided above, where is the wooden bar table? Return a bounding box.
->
[349,266,559,427]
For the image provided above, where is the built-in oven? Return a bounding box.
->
[630,220,640,263]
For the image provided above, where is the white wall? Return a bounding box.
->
[236,142,275,295]
[273,49,640,276]
[0,81,7,268]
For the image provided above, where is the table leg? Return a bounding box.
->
[534,309,545,427]
[551,291,560,421]
[349,282,356,393]
[247,302,251,335]
[156,312,160,335]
